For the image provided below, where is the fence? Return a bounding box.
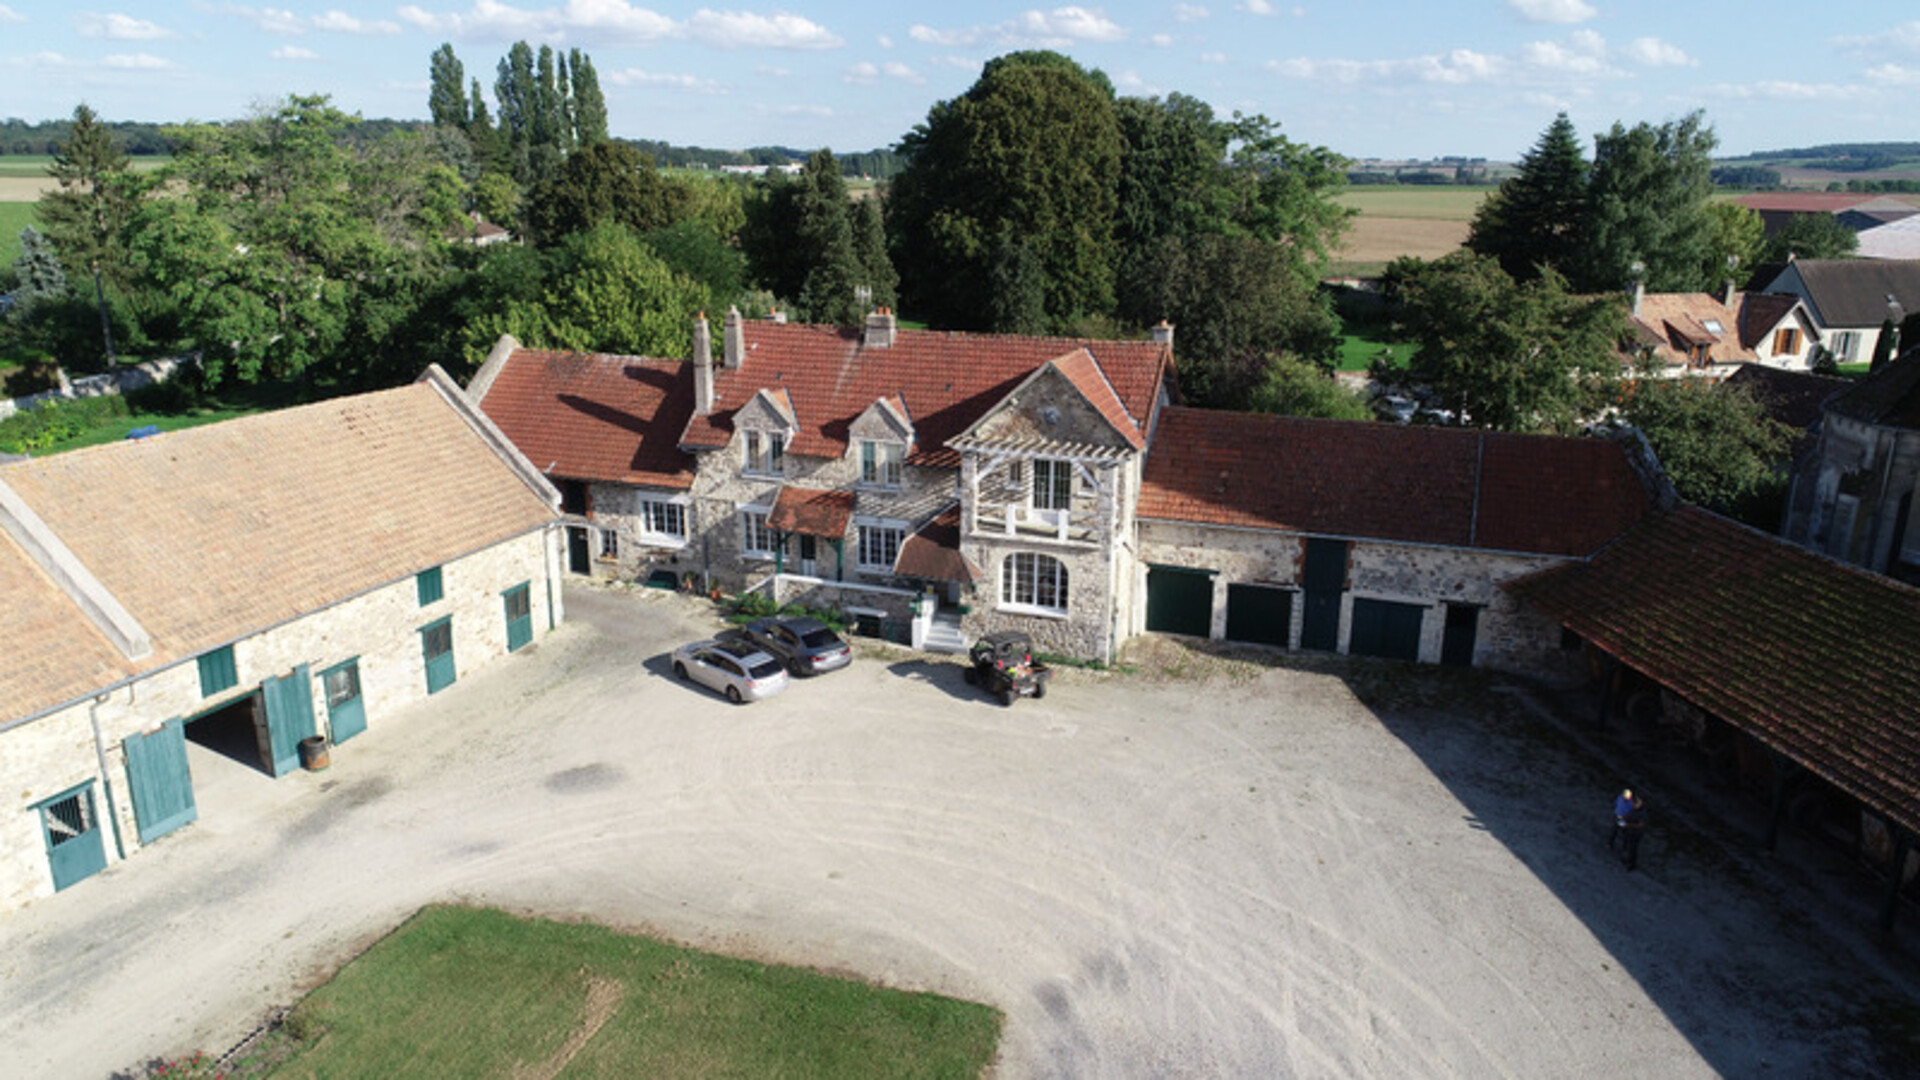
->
[0,354,193,422]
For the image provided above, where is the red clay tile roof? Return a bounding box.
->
[896,506,979,583]
[1,382,559,678]
[1628,293,1755,368]
[767,486,855,537]
[1504,506,1920,835]
[679,322,1171,468]
[1138,407,1650,557]
[476,348,697,489]
[1050,348,1144,450]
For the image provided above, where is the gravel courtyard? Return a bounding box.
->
[2,582,1914,1077]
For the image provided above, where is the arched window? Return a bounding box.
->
[1002,552,1068,614]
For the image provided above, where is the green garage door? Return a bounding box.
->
[1349,599,1425,661]
[261,665,319,777]
[1225,584,1292,647]
[1146,566,1214,637]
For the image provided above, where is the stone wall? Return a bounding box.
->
[0,355,192,422]
[0,526,560,913]
[1136,519,1577,678]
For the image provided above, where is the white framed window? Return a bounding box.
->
[744,430,786,476]
[857,519,905,571]
[1002,552,1068,615]
[740,509,775,558]
[1032,458,1074,511]
[1830,330,1861,363]
[639,497,688,545]
[598,528,619,560]
[860,440,904,487]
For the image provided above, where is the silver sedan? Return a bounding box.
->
[670,637,791,703]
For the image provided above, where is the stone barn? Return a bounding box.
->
[0,368,562,911]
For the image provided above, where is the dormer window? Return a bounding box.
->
[860,440,904,487]
[745,430,785,476]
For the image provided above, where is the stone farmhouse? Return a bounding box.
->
[474,310,1659,673]
[0,369,562,911]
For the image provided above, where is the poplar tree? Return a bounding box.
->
[428,44,468,128]
[39,104,134,365]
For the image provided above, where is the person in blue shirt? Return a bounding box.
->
[1609,788,1633,853]
[1620,795,1648,871]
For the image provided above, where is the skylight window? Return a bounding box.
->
[1701,319,1725,335]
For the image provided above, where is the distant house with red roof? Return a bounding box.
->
[1623,286,1821,376]
[472,310,1661,669]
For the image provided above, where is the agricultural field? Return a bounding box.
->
[1330,185,1487,276]
[0,202,37,268]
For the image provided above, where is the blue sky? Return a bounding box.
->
[3,2,1918,160]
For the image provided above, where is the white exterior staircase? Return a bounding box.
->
[921,610,968,654]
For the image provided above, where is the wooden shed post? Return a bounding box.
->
[1881,826,1913,934]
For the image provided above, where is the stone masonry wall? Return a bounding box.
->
[1137,520,1575,677]
[0,526,559,913]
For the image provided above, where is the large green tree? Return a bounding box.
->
[38,103,138,365]
[792,149,865,325]
[1580,112,1718,292]
[1395,251,1623,434]
[1760,211,1860,263]
[1465,113,1588,282]
[888,51,1124,332]
[523,141,684,246]
[428,44,469,129]
[468,223,709,359]
[1620,374,1792,522]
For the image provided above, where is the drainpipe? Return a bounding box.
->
[88,693,128,861]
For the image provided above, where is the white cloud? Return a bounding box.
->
[877,34,893,48]
[1835,20,1920,58]
[909,7,1126,49]
[1200,51,1227,65]
[757,103,832,118]
[1268,48,1504,86]
[685,10,841,50]
[1624,37,1694,67]
[271,45,318,60]
[1173,3,1207,21]
[102,53,175,70]
[1520,29,1612,75]
[603,67,725,91]
[1507,0,1595,24]
[310,10,402,35]
[218,4,397,35]
[396,2,837,48]
[397,0,675,43]
[1148,33,1172,47]
[1866,63,1920,86]
[1704,80,1869,102]
[0,5,24,23]
[77,12,175,40]
[1238,0,1274,14]
[844,60,923,84]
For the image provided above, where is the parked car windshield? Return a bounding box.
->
[747,658,783,679]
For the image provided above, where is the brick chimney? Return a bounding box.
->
[692,312,714,415]
[864,307,897,349]
[723,305,745,369]
[1151,320,1174,348]
[1722,280,1737,308]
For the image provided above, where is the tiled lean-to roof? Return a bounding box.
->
[1504,506,1920,835]
[1138,407,1651,557]
[473,347,698,490]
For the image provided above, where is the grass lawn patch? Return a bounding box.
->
[1336,330,1408,372]
[261,905,1001,1079]
[1837,361,1873,380]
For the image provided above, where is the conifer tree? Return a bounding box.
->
[1465,112,1588,282]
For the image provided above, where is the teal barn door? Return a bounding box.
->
[422,617,457,694]
[323,660,367,743]
[503,584,533,652]
[125,719,198,844]
[36,782,107,891]
[260,666,318,777]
